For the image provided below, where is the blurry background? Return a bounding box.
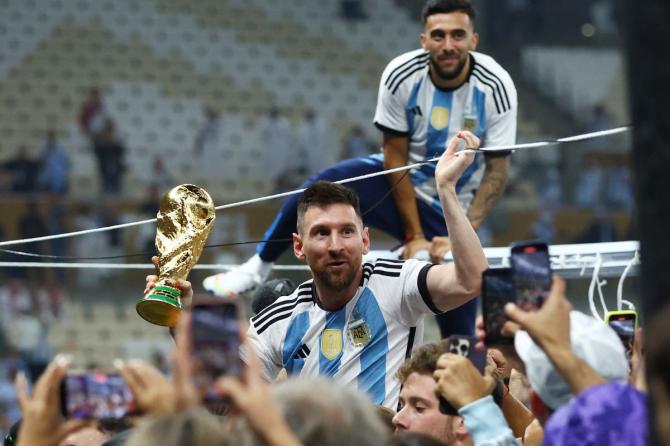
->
[0,0,634,434]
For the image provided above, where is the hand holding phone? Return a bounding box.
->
[510,241,552,312]
[438,335,486,415]
[190,298,244,402]
[605,310,637,364]
[482,268,515,345]
[60,373,136,420]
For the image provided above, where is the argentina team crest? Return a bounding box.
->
[321,329,343,360]
[463,116,478,133]
[347,311,372,347]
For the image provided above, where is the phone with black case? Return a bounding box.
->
[482,268,515,345]
[510,241,552,312]
[438,335,487,415]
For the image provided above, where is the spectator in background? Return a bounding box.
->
[574,207,616,243]
[193,106,224,181]
[79,87,109,144]
[148,156,174,193]
[575,154,604,209]
[257,107,295,191]
[295,110,336,179]
[340,125,373,160]
[18,202,48,282]
[93,121,126,195]
[585,105,613,150]
[193,107,221,156]
[35,275,67,328]
[38,129,70,195]
[2,147,40,194]
[340,0,368,21]
[0,365,22,438]
[605,162,633,211]
[0,278,32,335]
[4,304,51,381]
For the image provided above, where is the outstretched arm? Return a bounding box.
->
[426,131,488,312]
[382,133,431,259]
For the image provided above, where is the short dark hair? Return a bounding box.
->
[296,181,362,232]
[421,0,476,25]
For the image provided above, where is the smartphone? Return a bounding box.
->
[605,310,637,364]
[510,241,552,312]
[60,373,136,420]
[190,299,244,402]
[438,335,487,415]
[482,268,515,345]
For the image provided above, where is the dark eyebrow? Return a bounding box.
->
[309,224,330,235]
[430,29,445,37]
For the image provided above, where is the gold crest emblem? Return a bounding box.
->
[321,329,343,360]
[430,107,450,130]
[463,117,478,133]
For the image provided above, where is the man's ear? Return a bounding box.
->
[453,416,470,440]
[293,233,305,261]
[420,32,427,50]
[470,32,480,50]
[362,227,371,255]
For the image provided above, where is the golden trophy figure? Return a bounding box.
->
[136,184,216,327]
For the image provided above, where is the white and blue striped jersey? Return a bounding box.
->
[247,258,440,409]
[373,49,517,212]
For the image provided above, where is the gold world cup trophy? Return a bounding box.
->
[136,184,216,327]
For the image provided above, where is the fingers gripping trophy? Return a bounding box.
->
[137,184,216,327]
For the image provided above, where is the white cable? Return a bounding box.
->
[555,126,630,142]
[0,126,631,248]
[0,262,311,271]
[588,254,604,320]
[616,251,639,311]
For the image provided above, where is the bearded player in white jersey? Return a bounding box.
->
[248,131,487,410]
[147,131,487,409]
[204,0,515,339]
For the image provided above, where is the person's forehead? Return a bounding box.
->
[424,11,473,32]
[402,372,439,402]
[303,203,360,228]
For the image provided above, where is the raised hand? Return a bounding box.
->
[144,255,194,308]
[16,355,91,446]
[435,131,479,190]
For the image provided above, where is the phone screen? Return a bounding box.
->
[61,373,136,420]
[191,301,243,401]
[482,268,515,345]
[510,242,551,311]
[607,313,636,363]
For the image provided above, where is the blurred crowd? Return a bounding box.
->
[0,275,658,446]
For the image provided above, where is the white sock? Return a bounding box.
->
[243,254,274,281]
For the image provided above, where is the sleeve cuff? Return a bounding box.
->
[374,121,408,137]
[417,263,442,314]
[459,396,515,445]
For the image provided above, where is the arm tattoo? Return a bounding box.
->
[466,159,509,228]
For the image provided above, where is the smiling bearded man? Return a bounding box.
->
[247,131,489,409]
